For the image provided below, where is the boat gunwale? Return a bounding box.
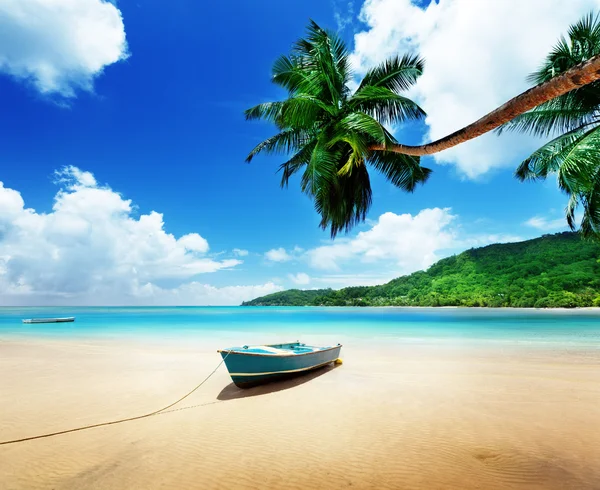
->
[217,343,342,358]
[227,359,337,376]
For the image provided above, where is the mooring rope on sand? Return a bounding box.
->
[0,352,229,446]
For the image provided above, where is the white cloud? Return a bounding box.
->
[265,247,293,262]
[233,248,249,257]
[288,272,311,285]
[0,167,261,305]
[0,0,129,98]
[298,208,522,280]
[55,166,98,187]
[121,281,283,307]
[258,209,523,290]
[178,233,210,254]
[460,234,524,249]
[350,0,600,178]
[307,208,457,272]
[332,0,355,32]
[525,216,568,231]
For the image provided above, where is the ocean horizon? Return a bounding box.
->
[2,306,599,347]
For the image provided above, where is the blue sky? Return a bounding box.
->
[0,0,596,305]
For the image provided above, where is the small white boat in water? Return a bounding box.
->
[22,317,75,324]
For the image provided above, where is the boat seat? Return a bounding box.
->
[242,345,320,355]
[248,346,295,355]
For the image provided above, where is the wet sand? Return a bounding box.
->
[1,336,599,489]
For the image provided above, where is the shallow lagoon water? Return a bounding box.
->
[2,306,600,489]
[1,306,599,347]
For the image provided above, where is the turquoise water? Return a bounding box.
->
[1,307,599,346]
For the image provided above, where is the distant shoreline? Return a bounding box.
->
[240,305,600,311]
[8,303,597,310]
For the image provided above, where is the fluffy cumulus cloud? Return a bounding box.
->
[288,272,311,285]
[265,247,292,262]
[127,282,283,307]
[0,0,128,97]
[266,209,522,287]
[264,246,305,263]
[307,208,457,272]
[350,0,600,178]
[0,167,278,305]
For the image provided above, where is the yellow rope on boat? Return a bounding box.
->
[0,352,230,446]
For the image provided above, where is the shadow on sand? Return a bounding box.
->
[217,363,341,401]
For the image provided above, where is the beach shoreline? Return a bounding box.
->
[2,335,599,489]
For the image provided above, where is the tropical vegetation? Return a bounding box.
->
[242,232,600,308]
[246,21,430,237]
[500,13,600,238]
[247,15,600,237]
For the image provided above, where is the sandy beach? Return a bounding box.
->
[1,336,600,489]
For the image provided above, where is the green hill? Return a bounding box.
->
[242,232,600,308]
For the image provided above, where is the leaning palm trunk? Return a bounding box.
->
[247,17,600,237]
[370,54,600,156]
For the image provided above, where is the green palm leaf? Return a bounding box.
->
[348,86,426,124]
[245,20,428,237]
[246,128,312,163]
[367,151,432,192]
[497,106,595,138]
[514,125,595,181]
[356,54,424,94]
[509,12,600,238]
[278,140,317,188]
[579,174,600,235]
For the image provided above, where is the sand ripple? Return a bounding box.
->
[1,339,600,489]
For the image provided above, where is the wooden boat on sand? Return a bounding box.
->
[22,317,75,324]
[218,341,342,388]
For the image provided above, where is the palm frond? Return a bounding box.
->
[356,53,424,94]
[348,85,425,124]
[287,20,350,106]
[246,128,312,162]
[334,133,369,177]
[555,125,600,193]
[245,96,336,131]
[272,55,309,93]
[244,101,285,123]
[317,164,373,237]
[300,140,340,197]
[278,140,317,188]
[367,151,432,192]
[514,125,596,181]
[333,112,396,147]
[579,172,600,237]
[566,193,580,230]
[496,106,596,138]
[511,12,600,240]
[245,20,427,236]
[566,170,600,238]
[529,12,600,85]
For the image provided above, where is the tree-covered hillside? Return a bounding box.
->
[242,289,334,307]
[242,233,600,308]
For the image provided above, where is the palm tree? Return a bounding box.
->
[368,50,600,156]
[247,17,600,236]
[499,13,600,237]
[245,21,431,237]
